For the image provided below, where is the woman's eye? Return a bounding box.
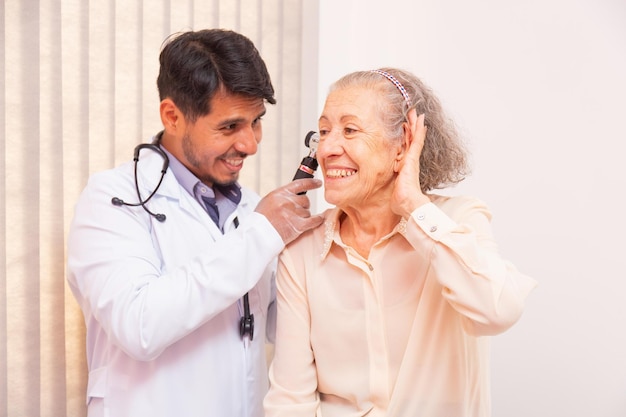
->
[344,127,356,135]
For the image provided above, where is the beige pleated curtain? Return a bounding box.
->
[1,0,307,415]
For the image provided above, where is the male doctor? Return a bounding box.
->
[66,29,323,417]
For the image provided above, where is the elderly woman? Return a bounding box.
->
[264,68,537,417]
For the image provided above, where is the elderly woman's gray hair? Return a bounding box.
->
[328,68,470,192]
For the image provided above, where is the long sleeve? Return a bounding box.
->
[264,246,320,417]
[404,196,537,336]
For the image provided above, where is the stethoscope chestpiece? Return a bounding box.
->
[239,313,254,340]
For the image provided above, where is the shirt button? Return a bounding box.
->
[430,226,438,232]
[417,213,425,220]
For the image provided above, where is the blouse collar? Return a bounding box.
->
[320,207,408,259]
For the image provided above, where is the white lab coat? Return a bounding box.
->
[67,146,283,417]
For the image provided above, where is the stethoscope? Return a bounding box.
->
[111,141,254,340]
[111,143,169,222]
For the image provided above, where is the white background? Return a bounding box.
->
[303,0,626,416]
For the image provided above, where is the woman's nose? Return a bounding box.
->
[316,131,342,159]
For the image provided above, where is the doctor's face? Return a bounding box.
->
[179,89,266,187]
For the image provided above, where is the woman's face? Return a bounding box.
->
[317,86,403,210]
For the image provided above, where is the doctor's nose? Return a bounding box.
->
[234,127,260,155]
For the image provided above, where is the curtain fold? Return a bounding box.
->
[1,0,304,415]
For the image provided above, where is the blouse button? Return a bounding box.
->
[417,213,425,220]
[430,226,438,233]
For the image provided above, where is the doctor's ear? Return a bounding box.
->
[160,99,182,133]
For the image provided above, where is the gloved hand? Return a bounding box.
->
[255,178,325,245]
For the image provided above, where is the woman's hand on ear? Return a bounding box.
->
[390,110,431,217]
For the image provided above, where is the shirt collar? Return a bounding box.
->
[320,208,408,260]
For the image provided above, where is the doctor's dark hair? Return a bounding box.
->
[329,68,470,192]
[157,29,276,122]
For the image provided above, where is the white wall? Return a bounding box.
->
[311,0,626,416]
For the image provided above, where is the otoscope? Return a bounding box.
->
[292,131,320,193]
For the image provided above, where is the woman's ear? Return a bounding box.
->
[393,123,411,172]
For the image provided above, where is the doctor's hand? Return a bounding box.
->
[255,178,325,245]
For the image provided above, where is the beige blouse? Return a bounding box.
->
[264,195,537,417]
